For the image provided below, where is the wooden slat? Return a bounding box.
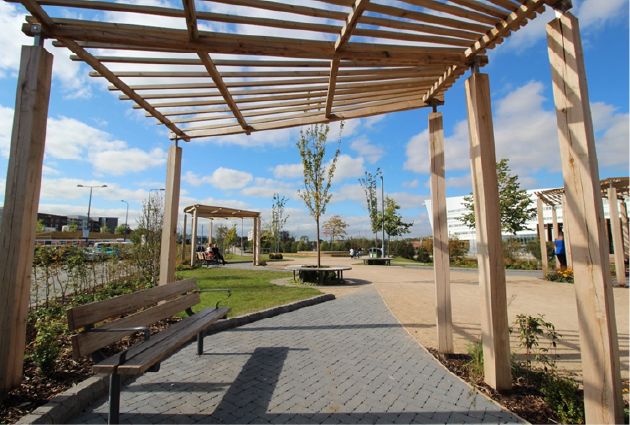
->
[72,293,200,359]
[394,0,500,25]
[438,0,510,19]
[94,307,231,375]
[66,278,197,330]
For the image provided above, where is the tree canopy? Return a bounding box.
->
[296,123,342,267]
[358,168,382,247]
[322,215,348,248]
[271,193,289,254]
[460,158,536,235]
[377,196,413,254]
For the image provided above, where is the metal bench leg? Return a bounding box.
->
[197,331,204,355]
[109,373,121,424]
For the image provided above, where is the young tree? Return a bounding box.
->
[66,220,79,232]
[358,168,382,248]
[115,224,131,235]
[36,219,45,232]
[377,196,412,255]
[130,193,163,285]
[271,193,289,254]
[100,224,111,234]
[225,224,238,254]
[214,224,228,251]
[322,215,348,249]
[460,158,536,235]
[296,123,342,267]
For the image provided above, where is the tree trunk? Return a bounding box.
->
[316,218,321,268]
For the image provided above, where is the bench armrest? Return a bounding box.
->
[186,289,232,316]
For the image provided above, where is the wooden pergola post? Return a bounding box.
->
[465,71,511,391]
[0,45,53,394]
[209,220,213,246]
[547,12,623,423]
[190,207,198,267]
[428,111,453,354]
[537,198,549,275]
[159,144,182,286]
[608,188,625,286]
[561,195,573,268]
[253,215,261,266]
[621,201,629,261]
[181,213,187,263]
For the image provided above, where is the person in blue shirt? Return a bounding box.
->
[554,233,567,270]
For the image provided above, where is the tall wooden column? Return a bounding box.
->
[465,72,511,391]
[547,12,623,423]
[209,220,213,246]
[253,216,261,266]
[190,208,198,267]
[0,46,53,394]
[428,111,453,354]
[621,201,629,260]
[159,145,182,286]
[537,198,549,274]
[561,195,573,268]
[181,213,187,262]
[608,189,625,287]
[552,206,560,268]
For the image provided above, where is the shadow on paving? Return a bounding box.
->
[89,347,496,424]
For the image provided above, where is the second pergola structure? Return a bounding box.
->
[182,205,262,266]
[0,0,624,422]
[536,177,629,285]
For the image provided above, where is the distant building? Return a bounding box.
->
[37,213,68,231]
[98,217,119,233]
[424,189,619,255]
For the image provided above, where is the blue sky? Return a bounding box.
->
[0,0,628,240]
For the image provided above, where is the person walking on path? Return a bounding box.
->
[349,248,355,259]
[554,233,567,270]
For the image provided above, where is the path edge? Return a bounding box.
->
[16,293,336,424]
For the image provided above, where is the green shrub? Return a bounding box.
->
[465,340,484,383]
[31,319,64,376]
[512,314,561,372]
[541,373,585,424]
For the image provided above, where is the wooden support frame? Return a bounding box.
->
[608,188,625,287]
[428,111,453,354]
[181,212,187,263]
[621,201,629,262]
[537,198,549,275]
[253,216,261,266]
[465,72,511,391]
[551,205,560,268]
[159,145,182,286]
[561,194,573,269]
[547,12,623,423]
[190,208,198,267]
[0,45,53,394]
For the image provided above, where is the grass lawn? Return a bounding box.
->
[176,267,322,317]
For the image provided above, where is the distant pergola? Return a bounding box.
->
[0,0,625,421]
[535,177,630,284]
[182,205,261,266]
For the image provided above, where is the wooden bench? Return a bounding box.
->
[197,251,220,266]
[66,278,231,424]
[362,257,391,265]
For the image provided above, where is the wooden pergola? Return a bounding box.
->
[182,205,262,266]
[0,0,625,422]
[535,177,630,283]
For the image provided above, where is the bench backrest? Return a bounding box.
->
[66,278,199,359]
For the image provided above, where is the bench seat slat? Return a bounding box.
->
[67,278,197,330]
[93,306,231,375]
[71,293,201,359]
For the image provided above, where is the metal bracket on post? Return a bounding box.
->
[429,99,441,113]
[548,0,572,14]
[31,24,44,47]
[472,56,482,74]
[173,137,179,147]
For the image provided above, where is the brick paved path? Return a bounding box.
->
[69,286,522,424]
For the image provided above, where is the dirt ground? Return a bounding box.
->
[278,256,629,383]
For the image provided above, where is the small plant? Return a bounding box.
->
[512,314,561,373]
[541,372,585,424]
[464,340,484,383]
[546,268,574,283]
[31,319,64,376]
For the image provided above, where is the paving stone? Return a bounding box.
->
[68,286,522,424]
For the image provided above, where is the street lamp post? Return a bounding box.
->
[77,184,107,244]
[380,175,385,258]
[121,200,129,242]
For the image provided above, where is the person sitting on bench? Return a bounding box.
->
[212,243,227,265]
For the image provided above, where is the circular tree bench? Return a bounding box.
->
[362,257,391,265]
[286,265,352,284]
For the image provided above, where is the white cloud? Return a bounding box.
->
[89,147,166,176]
[402,179,419,188]
[240,177,296,199]
[271,163,303,179]
[183,168,253,190]
[591,102,630,170]
[0,2,31,78]
[0,104,13,157]
[350,136,385,164]
[389,192,430,211]
[332,183,367,204]
[363,115,386,129]
[403,121,470,174]
[575,0,629,28]
[42,165,60,175]
[331,154,365,183]
[446,174,472,189]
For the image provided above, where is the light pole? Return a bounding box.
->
[77,184,107,244]
[380,175,385,258]
[121,200,129,242]
[241,218,244,256]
